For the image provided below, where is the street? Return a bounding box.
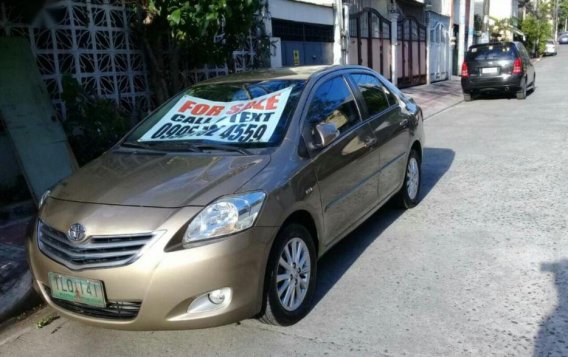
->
[1,47,567,356]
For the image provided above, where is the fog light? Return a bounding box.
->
[186,288,233,315]
[208,289,228,304]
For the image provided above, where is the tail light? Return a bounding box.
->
[512,57,522,75]
[461,61,469,77]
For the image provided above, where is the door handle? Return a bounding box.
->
[364,137,377,148]
[400,119,409,128]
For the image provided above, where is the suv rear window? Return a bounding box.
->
[466,44,516,61]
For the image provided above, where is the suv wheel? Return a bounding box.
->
[516,78,527,100]
[393,150,422,209]
[259,224,317,326]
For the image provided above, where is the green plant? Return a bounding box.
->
[132,0,267,104]
[560,0,568,32]
[60,75,131,166]
[521,14,552,56]
[36,313,59,328]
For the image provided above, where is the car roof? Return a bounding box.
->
[199,65,371,85]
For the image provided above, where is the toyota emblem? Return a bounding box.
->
[68,223,86,242]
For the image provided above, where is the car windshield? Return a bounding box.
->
[466,44,516,60]
[124,79,306,150]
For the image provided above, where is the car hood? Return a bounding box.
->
[50,150,270,207]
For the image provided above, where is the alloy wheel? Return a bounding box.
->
[276,237,311,311]
[406,157,420,200]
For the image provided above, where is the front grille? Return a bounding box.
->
[37,221,155,270]
[46,287,141,320]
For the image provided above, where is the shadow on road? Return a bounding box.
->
[534,259,568,357]
[313,147,455,305]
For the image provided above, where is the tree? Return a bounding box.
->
[521,14,552,56]
[521,1,553,56]
[559,0,568,32]
[133,0,266,104]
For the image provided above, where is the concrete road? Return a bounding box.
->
[2,48,568,357]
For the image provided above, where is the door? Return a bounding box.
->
[348,73,410,202]
[349,8,393,80]
[397,17,427,88]
[429,22,449,82]
[304,75,379,244]
[466,43,517,86]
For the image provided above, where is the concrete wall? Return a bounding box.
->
[429,0,453,16]
[268,0,337,67]
[489,0,515,19]
[269,0,334,25]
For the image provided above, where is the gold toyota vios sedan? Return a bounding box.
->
[28,65,424,330]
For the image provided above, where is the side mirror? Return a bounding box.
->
[314,123,339,148]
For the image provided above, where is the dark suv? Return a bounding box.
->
[461,42,535,101]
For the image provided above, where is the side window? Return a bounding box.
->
[383,86,399,107]
[350,74,391,118]
[306,76,360,134]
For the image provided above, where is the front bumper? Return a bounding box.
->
[27,199,277,330]
[461,74,523,93]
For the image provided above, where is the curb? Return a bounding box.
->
[424,98,464,120]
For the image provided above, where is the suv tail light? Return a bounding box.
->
[461,61,469,77]
[512,57,523,75]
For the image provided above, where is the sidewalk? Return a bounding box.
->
[402,76,463,119]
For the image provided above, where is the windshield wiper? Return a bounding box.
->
[191,143,253,155]
[121,141,155,150]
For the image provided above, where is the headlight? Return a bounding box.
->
[38,190,51,209]
[183,191,266,245]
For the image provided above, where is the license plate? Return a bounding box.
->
[482,67,499,74]
[48,272,106,307]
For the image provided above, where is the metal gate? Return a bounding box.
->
[349,8,392,80]
[429,21,449,82]
[397,16,427,88]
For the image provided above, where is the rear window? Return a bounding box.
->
[466,44,516,61]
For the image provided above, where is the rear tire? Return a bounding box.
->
[464,93,472,102]
[393,150,422,209]
[259,224,317,326]
[516,79,527,100]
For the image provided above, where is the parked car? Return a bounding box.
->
[27,65,425,330]
[559,33,568,45]
[544,39,557,55]
[461,41,535,101]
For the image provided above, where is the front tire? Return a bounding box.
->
[393,150,422,209]
[259,224,317,326]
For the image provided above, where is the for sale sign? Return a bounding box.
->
[139,86,293,144]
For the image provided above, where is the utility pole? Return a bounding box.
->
[553,0,559,41]
[458,0,466,71]
[481,0,491,43]
[467,0,474,46]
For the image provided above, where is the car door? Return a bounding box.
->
[349,73,411,203]
[302,75,379,244]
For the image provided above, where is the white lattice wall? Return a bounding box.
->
[0,0,258,119]
[0,0,152,119]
